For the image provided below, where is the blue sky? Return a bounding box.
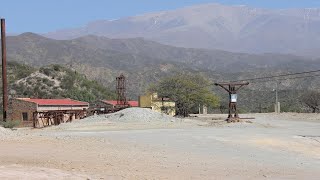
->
[1,0,320,33]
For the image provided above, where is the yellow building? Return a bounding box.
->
[139,93,176,116]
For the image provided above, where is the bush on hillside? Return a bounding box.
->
[0,120,20,129]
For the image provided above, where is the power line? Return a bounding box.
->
[250,73,320,84]
[229,69,320,83]
[200,72,320,92]
[162,69,320,94]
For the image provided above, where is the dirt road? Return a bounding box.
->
[0,113,319,179]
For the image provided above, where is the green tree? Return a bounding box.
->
[301,91,320,113]
[150,73,219,117]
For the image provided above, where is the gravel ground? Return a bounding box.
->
[102,108,177,123]
[0,111,319,179]
[51,108,194,131]
[0,127,13,139]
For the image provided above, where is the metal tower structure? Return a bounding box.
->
[116,74,128,107]
[215,82,249,122]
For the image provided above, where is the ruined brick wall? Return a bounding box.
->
[8,99,37,127]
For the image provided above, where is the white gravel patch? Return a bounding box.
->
[50,108,182,131]
[0,127,13,139]
[90,108,177,123]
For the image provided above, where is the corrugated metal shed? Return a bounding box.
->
[101,100,139,107]
[17,98,88,106]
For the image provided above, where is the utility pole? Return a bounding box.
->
[259,103,262,113]
[275,83,278,105]
[215,82,249,123]
[274,81,280,113]
[1,19,8,122]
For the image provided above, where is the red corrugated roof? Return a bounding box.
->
[18,98,89,106]
[102,100,139,107]
[128,101,139,107]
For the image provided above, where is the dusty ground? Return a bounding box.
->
[0,112,319,179]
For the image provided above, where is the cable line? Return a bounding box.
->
[249,74,320,83]
[229,69,320,83]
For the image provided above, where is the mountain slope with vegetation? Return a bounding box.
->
[2,63,116,102]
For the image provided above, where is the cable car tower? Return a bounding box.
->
[215,82,249,123]
[116,74,128,107]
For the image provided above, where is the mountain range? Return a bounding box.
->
[0,29,316,112]
[45,3,320,57]
[6,33,320,94]
[4,1,320,113]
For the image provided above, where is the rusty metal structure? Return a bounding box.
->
[215,82,249,122]
[88,74,132,115]
[116,74,128,107]
[1,19,8,122]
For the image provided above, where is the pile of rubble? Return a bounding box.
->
[51,108,180,130]
[87,108,177,123]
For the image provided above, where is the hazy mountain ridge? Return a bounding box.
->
[5,33,320,94]
[3,33,320,112]
[45,3,320,56]
[8,33,320,74]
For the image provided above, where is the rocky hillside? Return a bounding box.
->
[46,3,320,56]
[2,63,116,102]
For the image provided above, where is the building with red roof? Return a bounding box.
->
[8,98,89,127]
[89,100,139,114]
[19,98,89,106]
[100,100,139,107]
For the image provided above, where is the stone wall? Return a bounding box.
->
[8,99,37,127]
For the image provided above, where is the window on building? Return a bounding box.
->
[22,112,28,121]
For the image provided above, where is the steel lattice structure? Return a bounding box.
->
[116,74,128,107]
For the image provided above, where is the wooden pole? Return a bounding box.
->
[1,19,8,122]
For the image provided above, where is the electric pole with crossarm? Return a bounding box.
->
[215,82,249,123]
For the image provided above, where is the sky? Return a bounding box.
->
[1,0,320,33]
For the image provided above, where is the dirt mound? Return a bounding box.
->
[87,108,177,123]
[51,108,181,131]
